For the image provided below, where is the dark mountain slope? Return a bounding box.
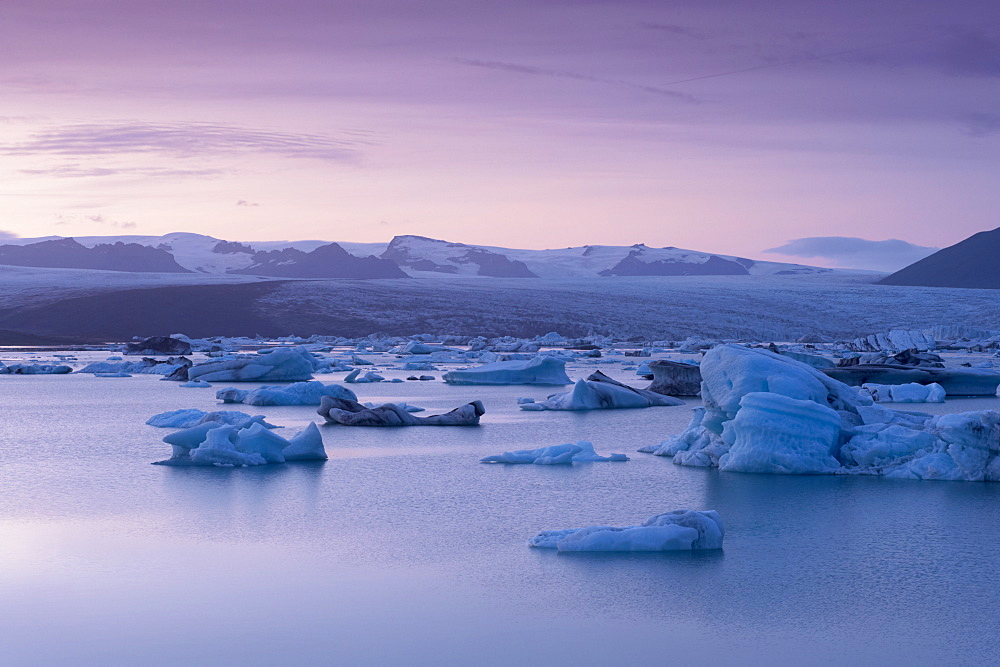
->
[0,238,190,273]
[880,227,1000,289]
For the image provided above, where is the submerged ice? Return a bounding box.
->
[481,440,628,464]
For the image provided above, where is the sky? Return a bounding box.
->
[0,0,998,269]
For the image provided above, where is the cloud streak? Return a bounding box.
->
[0,121,371,162]
[452,58,700,103]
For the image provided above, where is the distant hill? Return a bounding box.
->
[0,238,189,273]
[2,231,848,279]
[229,242,407,279]
[380,235,538,277]
[879,227,1000,289]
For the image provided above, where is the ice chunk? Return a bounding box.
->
[180,380,212,388]
[146,409,278,429]
[233,422,286,463]
[281,423,327,461]
[187,346,317,383]
[529,510,723,552]
[216,381,356,406]
[862,382,946,403]
[717,392,842,474]
[443,356,571,385]
[481,440,627,464]
[318,396,485,426]
[186,426,267,467]
[519,371,684,411]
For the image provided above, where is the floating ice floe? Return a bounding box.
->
[186,346,318,383]
[180,380,212,388]
[216,380,356,406]
[529,509,723,552]
[363,401,424,412]
[0,362,73,375]
[862,382,946,403]
[146,409,279,429]
[519,371,684,411]
[481,440,627,464]
[154,422,325,466]
[344,369,385,383]
[640,345,1000,481]
[823,364,1000,396]
[80,356,190,377]
[442,356,571,385]
[318,396,484,426]
[96,372,132,378]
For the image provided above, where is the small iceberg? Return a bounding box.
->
[318,396,484,426]
[519,371,684,411]
[481,440,627,464]
[862,382,946,403]
[529,509,724,552]
[154,422,325,466]
[216,380,356,406]
[443,356,571,385]
[146,409,279,429]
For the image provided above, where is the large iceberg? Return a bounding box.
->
[481,440,627,464]
[318,396,485,426]
[216,381,356,406]
[154,421,325,466]
[519,371,684,411]
[186,346,318,383]
[640,345,1000,481]
[529,509,723,552]
[442,356,571,385]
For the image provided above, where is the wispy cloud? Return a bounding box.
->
[86,214,136,230]
[766,236,938,272]
[0,121,372,162]
[959,112,1000,137]
[236,200,260,207]
[452,58,699,103]
[19,164,227,178]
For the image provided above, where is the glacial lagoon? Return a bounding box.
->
[2,360,999,664]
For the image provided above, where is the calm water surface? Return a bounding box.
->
[1,361,998,665]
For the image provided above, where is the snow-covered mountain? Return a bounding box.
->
[1,232,847,278]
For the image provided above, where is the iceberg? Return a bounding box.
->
[216,381,356,406]
[145,409,278,429]
[154,421,326,466]
[862,382,946,403]
[481,440,627,464]
[529,509,723,552]
[642,345,1000,482]
[442,356,571,385]
[186,346,317,383]
[0,363,72,375]
[180,380,212,388]
[646,360,702,396]
[318,396,485,426]
[519,371,684,411]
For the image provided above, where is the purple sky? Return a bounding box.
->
[1,0,998,266]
